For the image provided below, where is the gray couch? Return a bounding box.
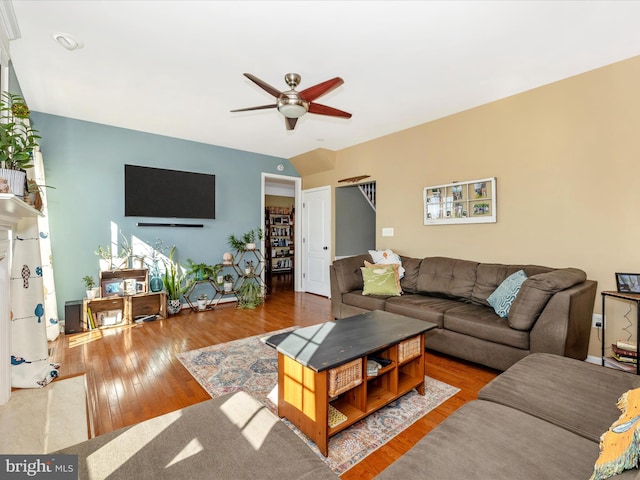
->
[376,353,640,480]
[330,254,597,371]
[57,391,338,480]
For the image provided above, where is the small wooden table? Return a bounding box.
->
[266,310,436,456]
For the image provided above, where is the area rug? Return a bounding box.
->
[176,328,459,475]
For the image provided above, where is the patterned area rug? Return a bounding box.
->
[176,327,459,475]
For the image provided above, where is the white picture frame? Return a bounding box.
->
[424,177,497,225]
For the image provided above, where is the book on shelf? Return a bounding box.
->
[612,352,638,364]
[612,344,638,358]
[604,357,637,372]
[616,340,637,353]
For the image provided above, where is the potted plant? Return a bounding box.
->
[197,293,208,311]
[223,274,234,293]
[82,275,98,299]
[244,260,255,275]
[242,228,263,251]
[227,227,263,252]
[185,259,221,286]
[236,281,264,309]
[163,246,185,314]
[0,92,41,197]
[25,179,55,210]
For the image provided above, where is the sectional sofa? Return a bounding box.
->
[377,353,640,480]
[330,254,597,371]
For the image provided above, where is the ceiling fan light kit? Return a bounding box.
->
[231,72,351,130]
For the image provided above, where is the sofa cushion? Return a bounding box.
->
[399,256,422,293]
[375,400,599,480]
[332,254,371,293]
[487,269,527,318]
[342,290,391,311]
[472,263,552,306]
[368,249,405,277]
[56,391,339,480]
[508,268,587,330]
[443,303,530,350]
[417,257,478,300]
[385,295,462,328]
[361,265,401,296]
[478,353,640,442]
[364,261,401,293]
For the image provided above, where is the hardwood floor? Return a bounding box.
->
[50,281,498,479]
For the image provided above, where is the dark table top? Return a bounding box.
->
[265,310,436,372]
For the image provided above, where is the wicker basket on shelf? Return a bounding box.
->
[328,358,363,397]
[398,335,421,363]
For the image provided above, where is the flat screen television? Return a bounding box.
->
[124,164,216,219]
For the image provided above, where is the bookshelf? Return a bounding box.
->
[265,207,294,274]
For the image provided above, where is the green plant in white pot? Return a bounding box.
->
[163,246,185,314]
[0,92,41,197]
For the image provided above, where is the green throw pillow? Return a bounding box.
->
[487,270,527,318]
[361,265,401,296]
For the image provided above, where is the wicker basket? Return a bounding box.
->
[398,335,421,363]
[328,358,363,397]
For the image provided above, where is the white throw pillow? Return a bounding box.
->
[368,249,405,278]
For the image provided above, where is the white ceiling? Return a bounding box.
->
[6,1,640,160]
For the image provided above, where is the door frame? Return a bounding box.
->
[261,173,302,291]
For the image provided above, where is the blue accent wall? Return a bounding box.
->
[30,113,298,318]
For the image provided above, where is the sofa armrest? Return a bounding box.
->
[530,279,597,359]
[330,264,342,319]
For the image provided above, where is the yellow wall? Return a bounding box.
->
[294,55,640,358]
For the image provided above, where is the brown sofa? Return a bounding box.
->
[330,254,597,371]
[376,353,640,480]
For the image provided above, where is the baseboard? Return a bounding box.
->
[585,355,601,365]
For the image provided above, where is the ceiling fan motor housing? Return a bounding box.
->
[277,91,309,118]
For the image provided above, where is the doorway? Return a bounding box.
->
[262,174,301,293]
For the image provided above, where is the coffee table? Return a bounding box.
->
[265,310,436,456]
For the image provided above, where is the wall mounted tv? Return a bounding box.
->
[124,164,216,219]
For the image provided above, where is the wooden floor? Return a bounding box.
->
[51,275,498,479]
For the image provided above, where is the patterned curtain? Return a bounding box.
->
[10,146,60,388]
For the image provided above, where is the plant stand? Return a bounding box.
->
[184,279,219,312]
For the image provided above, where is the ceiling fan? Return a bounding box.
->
[231,73,352,131]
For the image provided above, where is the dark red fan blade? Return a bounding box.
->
[244,73,282,98]
[285,117,298,131]
[230,104,277,112]
[308,103,352,118]
[299,77,344,102]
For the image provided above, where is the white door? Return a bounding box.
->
[302,186,331,297]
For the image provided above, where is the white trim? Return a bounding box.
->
[261,173,302,291]
[0,0,19,67]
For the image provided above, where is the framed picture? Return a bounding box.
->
[103,281,122,297]
[423,177,496,225]
[123,278,137,296]
[615,273,640,294]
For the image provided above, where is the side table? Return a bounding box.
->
[601,290,640,374]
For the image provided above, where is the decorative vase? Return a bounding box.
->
[150,276,163,292]
[0,168,26,197]
[224,282,233,292]
[149,262,163,292]
[223,252,233,265]
[167,299,181,314]
[86,289,96,299]
[246,243,256,251]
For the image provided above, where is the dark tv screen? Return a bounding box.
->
[124,164,216,219]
